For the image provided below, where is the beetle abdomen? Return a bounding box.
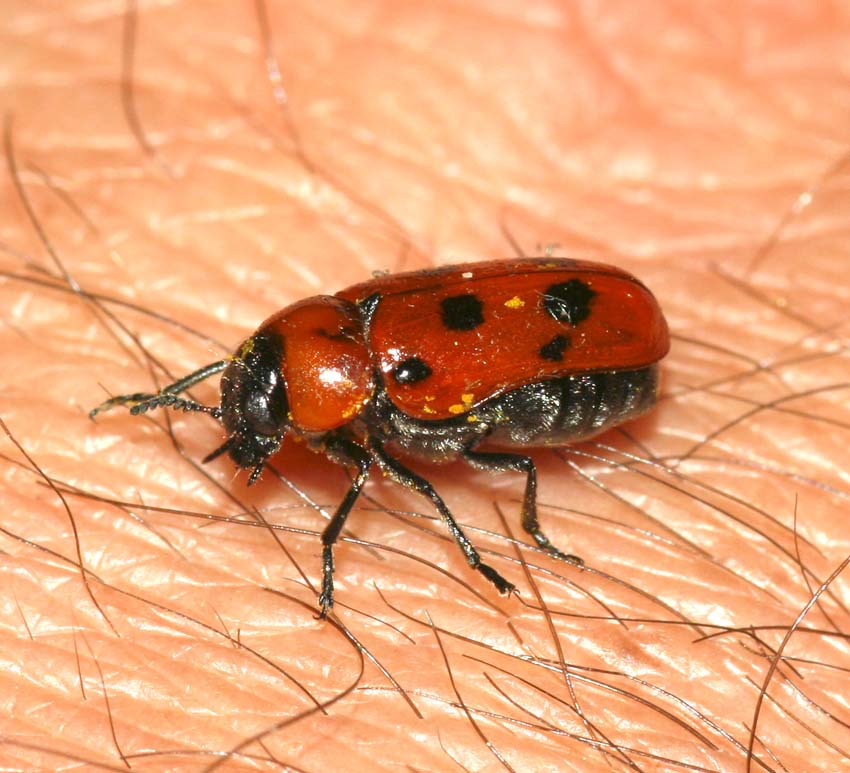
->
[364,366,659,463]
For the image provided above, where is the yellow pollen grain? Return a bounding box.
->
[504,296,525,309]
[461,393,474,405]
[422,404,436,415]
[466,414,479,423]
[448,404,465,414]
[240,339,255,358]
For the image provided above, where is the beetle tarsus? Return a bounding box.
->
[477,562,516,595]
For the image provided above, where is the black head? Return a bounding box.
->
[204,332,290,484]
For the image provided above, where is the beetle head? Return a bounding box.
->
[204,332,290,485]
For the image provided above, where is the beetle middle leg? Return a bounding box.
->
[463,449,584,566]
[368,437,516,597]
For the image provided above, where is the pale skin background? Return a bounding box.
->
[2,1,850,771]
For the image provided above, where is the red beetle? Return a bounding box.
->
[92,258,669,615]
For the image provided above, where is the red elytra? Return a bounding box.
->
[92,257,670,616]
[336,258,669,421]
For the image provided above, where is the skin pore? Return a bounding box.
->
[2,2,850,771]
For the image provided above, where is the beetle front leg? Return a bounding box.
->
[317,434,372,617]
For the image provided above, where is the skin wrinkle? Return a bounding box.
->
[1,1,850,771]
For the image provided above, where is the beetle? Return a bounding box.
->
[91,258,670,615]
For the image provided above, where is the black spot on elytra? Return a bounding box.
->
[539,334,571,362]
[441,294,484,331]
[392,357,432,385]
[543,279,596,325]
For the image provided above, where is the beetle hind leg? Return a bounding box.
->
[368,437,516,597]
[463,449,584,566]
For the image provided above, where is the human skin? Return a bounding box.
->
[2,1,850,771]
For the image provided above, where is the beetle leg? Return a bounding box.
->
[463,449,584,566]
[90,359,229,419]
[368,437,516,597]
[317,435,372,617]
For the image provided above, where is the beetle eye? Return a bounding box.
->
[244,391,280,436]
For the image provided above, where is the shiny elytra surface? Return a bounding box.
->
[337,258,669,421]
